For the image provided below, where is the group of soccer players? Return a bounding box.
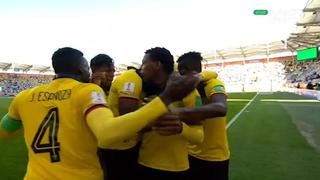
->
[0,46,229,180]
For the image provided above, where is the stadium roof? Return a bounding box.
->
[0,62,54,73]
[0,61,134,74]
[287,0,320,50]
[202,41,291,61]
[202,0,320,61]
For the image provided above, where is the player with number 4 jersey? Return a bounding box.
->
[7,79,106,180]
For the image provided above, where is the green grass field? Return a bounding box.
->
[1,92,320,179]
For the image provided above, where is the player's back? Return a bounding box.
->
[12,78,104,180]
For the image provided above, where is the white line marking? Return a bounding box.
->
[226,93,259,129]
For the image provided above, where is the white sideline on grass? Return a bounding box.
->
[226,92,259,129]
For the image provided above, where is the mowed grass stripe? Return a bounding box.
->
[227,93,258,129]
[226,92,257,123]
[0,97,27,180]
[227,92,257,99]
[228,92,320,180]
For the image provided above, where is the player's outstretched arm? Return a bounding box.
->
[0,113,22,139]
[87,97,168,147]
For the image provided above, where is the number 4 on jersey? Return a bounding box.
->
[31,108,60,163]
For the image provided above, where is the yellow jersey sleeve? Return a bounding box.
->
[182,89,202,107]
[174,63,179,72]
[75,84,107,116]
[200,70,218,81]
[181,89,203,145]
[182,123,203,145]
[204,78,226,98]
[8,91,26,120]
[87,97,168,147]
[115,70,142,100]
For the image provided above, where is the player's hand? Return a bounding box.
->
[140,123,153,133]
[91,72,107,86]
[153,112,182,136]
[141,96,155,106]
[159,73,200,105]
[170,108,203,125]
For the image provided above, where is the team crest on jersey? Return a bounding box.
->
[122,82,135,95]
[213,85,225,93]
[91,91,107,104]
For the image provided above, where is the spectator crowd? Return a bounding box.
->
[284,58,320,90]
[0,73,53,96]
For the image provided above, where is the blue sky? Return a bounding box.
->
[0,0,308,66]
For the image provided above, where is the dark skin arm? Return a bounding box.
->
[177,94,227,125]
[92,72,140,115]
[119,97,153,133]
[152,112,182,136]
[118,98,140,115]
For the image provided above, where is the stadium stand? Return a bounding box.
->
[0,62,55,96]
[1,54,319,96]
[0,73,53,96]
[0,61,139,96]
[284,58,320,90]
[203,55,320,92]
[204,56,289,92]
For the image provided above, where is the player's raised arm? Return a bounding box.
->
[86,73,200,147]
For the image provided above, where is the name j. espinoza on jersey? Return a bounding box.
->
[29,89,72,102]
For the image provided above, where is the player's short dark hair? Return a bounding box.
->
[127,66,137,70]
[90,54,114,70]
[177,51,203,72]
[145,47,174,74]
[52,47,84,74]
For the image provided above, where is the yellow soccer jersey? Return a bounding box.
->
[189,78,230,161]
[106,69,143,149]
[138,90,202,171]
[8,78,107,180]
[200,70,218,80]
